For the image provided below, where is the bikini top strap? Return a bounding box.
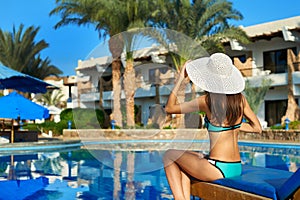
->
[204,116,242,132]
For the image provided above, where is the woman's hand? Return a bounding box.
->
[180,60,190,79]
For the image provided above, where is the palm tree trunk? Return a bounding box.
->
[99,78,104,109]
[282,49,300,123]
[123,58,136,128]
[155,69,160,104]
[112,59,123,127]
[109,35,124,128]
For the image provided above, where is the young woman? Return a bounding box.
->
[164,53,262,200]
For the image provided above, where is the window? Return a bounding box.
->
[149,67,168,83]
[263,48,296,73]
[265,100,287,126]
[231,55,246,63]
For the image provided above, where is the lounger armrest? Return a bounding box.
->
[277,168,300,200]
[191,165,299,200]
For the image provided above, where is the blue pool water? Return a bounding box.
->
[0,141,299,200]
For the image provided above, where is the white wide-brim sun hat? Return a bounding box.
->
[186,53,245,94]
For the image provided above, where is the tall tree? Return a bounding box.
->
[149,0,249,127]
[51,0,123,126]
[0,24,61,79]
[51,0,156,127]
[121,31,137,128]
[51,0,249,128]
[23,55,63,80]
[152,0,249,53]
[281,49,300,123]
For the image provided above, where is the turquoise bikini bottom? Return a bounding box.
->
[205,157,242,178]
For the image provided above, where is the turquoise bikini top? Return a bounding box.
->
[204,116,242,132]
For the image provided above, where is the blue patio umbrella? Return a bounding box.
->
[0,91,49,142]
[0,64,52,94]
[0,91,49,120]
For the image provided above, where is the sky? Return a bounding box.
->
[0,0,299,76]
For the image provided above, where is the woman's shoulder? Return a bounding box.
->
[240,93,248,107]
[197,94,208,103]
[197,94,209,112]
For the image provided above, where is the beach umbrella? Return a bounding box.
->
[0,91,49,143]
[0,64,52,94]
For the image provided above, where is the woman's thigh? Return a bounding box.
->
[164,149,223,181]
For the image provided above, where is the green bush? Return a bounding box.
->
[270,121,300,130]
[270,124,284,130]
[289,121,300,129]
[72,108,105,129]
[37,121,59,135]
[22,123,39,131]
[21,108,106,135]
[163,125,172,129]
[60,108,74,121]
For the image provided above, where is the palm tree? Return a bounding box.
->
[152,0,249,52]
[23,55,62,79]
[50,0,157,127]
[121,31,137,128]
[281,49,300,123]
[121,29,151,128]
[0,24,48,71]
[148,0,249,127]
[0,24,61,79]
[51,0,123,126]
[36,90,65,107]
[51,0,249,128]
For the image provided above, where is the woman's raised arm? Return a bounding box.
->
[240,96,262,133]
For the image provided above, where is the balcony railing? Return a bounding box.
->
[238,65,295,77]
[79,87,99,94]
[78,76,175,95]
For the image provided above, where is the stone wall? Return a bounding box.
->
[240,129,300,142]
[63,129,300,142]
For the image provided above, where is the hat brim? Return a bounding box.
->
[186,57,245,94]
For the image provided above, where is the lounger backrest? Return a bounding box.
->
[277,168,300,200]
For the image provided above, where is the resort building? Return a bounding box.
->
[75,45,176,126]
[225,16,300,127]
[73,16,300,128]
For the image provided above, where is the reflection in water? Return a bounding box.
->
[0,144,299,199]
[125,152,135,200]
[239,145,300,172]
[113,152,122,200]
[34,152,63,175]
[8,155,16,180]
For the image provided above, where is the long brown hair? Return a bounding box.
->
[205,92,244,125]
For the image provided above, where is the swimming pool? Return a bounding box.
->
[0,141,299,200]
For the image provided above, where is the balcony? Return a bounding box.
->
[245,69,300,96]
[78,64,300,103]
[79,76,176,103]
